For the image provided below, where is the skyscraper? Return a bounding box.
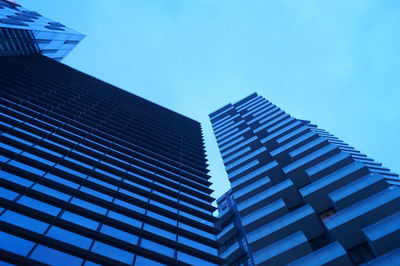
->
[211,93,400,265]
[0,55,220,265]
[0,0,84,60]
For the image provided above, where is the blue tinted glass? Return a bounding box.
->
[0,210,49,234]
[3,133,33,146]
[46,226,92,249]
[0,154,10,162]
[178,236,218,256]
[91,241,134,264]
[18,195,61,215]
[22,152,55,166]
[107,211,142,228]
[55,164,87,178]
[179,222,215,240]
[95,168,122,181]
[100,224,138,244]
[29,245,83,266]
[177,251,216,266]
[119,188,148,202]
[79,186,113,202]
[0,142,22,153]
[134,256,165,266]
[0,187,19,200]
[70,198,107,215]
[140,238,174,257]
[87,176,118,190]
[143,223,176,241]
[147,211,177,226]
[43,173,79,189]
[8,160,45,176]
[0,169,34,187]
[114,199,145,214]
[0,231,35,256]
[61,211,99,230]
[34,144,63,157]
[150,199,176,214]
[32,183,71,201]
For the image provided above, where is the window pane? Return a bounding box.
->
[46,226,92,249]
[43,173,79,189]
[100,224,138,245]
[107,211,142,228]
[140,238,174,258]
[61,211,99,230]
[0,231,35,256]
[0,169,34,187]
[134,256,165,266]
[143,223,176,241]
[0,210,49,234]
[91,241,134,264]
[70,198,107,215]
[0,187,19,200]
[18,196,61,216]
[29,245,83,266]
[32,183,71,201]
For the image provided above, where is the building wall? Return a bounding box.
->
[0,55,220,265]
[211,93,400,265]
[0,0,84,60]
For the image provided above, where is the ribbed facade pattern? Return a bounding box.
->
[0,55,220,265]
[211,93,400,265]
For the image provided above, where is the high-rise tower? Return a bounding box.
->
[0,0,84,60]
[0,55,220,265]
[211,93,400,265]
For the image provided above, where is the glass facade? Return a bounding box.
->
[0,55,220,265]
[211,93,400,265]
[0,0,84,60]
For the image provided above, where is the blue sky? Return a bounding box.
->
[19,0,400,200]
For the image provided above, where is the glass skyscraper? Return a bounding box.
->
[0,0,84,60]
[211,93,400,265]
[0,54,220,265]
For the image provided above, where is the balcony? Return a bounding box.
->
[362,211,400,256]
[324,188,400,249]
[300,162,369,213]
[220,241,243,262]
[247,205,324,251]
[237,179,301,217]
[252,231,312,266]
[217,222,237,243]
[329,173,389,211]
[288,241,352,266]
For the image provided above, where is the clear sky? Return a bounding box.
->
[19,0,400,201]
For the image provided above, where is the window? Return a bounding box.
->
[143,223,176,241]
[134,256,165,266]
[8,160,45,176]
[100,224,138,244]
[147,211,177,226]
[0,187,19,200]
[0,210,49,234]
[114,199,145,214]
[22,152,55,166]
[0,142,22,153]
[70,198,107,215]
[179,222,215,240]
[18,196,61,216]
[79,186,113,202]
[43,173,79,189]
[178,236,218,256]
[0,231,35,256]
[29,245,83,265]
[140,238,174,257]
[87,176,118,190]
[91,241,134,264]
[61,211,99,230]
[177,251,216,266]
[32,183,71,201]
[107,211,142,228]
[46,226,93,249]
[0,169,34,187]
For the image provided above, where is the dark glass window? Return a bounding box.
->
[114,198,145,214]
[0,169,34,187]
[134,256,165,266]
[107,211,142,228]
[43,172,79,189]
[140,238,174,258]
[0,231,35,256]
[177,251,216,266]
[32,183,71,201]
[100,224,138,245]
[1,142,22,153]
[29,245,83,265]
[91,241,134,264]
[8,160,45,176]
[178,236,217,256]
[61,211,99,230]
[0,210,49,234]
[46,226,93,249]
[71,198,107,215]
[18,196,61,216]
[79,186,113,202]
[143,223,176,241]
[0,186,20,200]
